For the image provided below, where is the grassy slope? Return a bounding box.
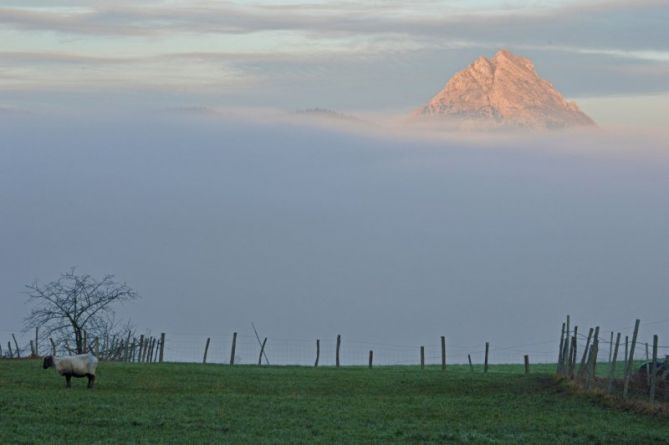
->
[1,360,668,444]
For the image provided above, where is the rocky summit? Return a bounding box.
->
[413,49,595,129]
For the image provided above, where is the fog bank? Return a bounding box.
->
[1,113,667,364]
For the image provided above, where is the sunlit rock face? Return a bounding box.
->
[413,49,595,129]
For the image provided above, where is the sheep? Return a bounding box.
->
[42,353,98,388]
[637,360,669,385]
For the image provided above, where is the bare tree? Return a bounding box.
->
[24,268,139,354]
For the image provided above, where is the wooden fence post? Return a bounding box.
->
[159,333,166,363]
[117,340,125,361]
[484,342,489,373]
[624,336,629,364]
[645,346,652,385]
[562,316,570,373]
[524,355,530,374]
[569,336,577,378]
[607,332,621,394]
[608,331,614,365]
[650,334,658,404]
[468,354,473,372]
[623,319,640,399]
[577,328,594,379]
[147,337,153,363]
[30,340,35,357]
[138,335,145,363]
[0,343,2,358]
[258,337,267,367]
[591,327,600,376]
[49,338,56,356]
[441,336,446,370]
[230,332,237,366]
[557,322,566,374]
[141,338,148,362]
[103,335,109,358]
[420,346,425,369]
[7,341,13,359]
[369,350,373,369]
[203,338,211,364]
[151,338,157,363]
[586,338,599,390]
[336,335,341,368]
[119,338,125,361]
[12,334,20,359]
[35,327,39,357]
[133,337,139,362]
[125,332,132,360]
[109,335,117,359]
[645,341,651,385]
[314,339,320,368]
[94,337,99,357]
[569,326,578,378]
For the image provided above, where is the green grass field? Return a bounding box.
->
[1,360,668,444]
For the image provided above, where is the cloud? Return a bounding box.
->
[0,0,666,55]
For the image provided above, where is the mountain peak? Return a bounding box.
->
[492,49,535,72]
[413,50,594,129]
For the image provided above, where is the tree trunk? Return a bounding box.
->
[74,327,83,353]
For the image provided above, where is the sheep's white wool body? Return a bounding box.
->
[54,353,98,377]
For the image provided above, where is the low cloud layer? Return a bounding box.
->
[1,112,667,363]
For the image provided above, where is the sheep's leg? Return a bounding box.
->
[65,375,71,388]
[87,374,96,389]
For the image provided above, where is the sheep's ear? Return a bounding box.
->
[42,356,53,369]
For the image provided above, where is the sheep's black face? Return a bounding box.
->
[42,356,54,369]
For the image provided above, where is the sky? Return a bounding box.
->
[1,1,668,365]
[1,0,668,125]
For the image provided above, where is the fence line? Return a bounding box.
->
[555,315,669,406]
[3,319,668,377]
[2,328,562,367]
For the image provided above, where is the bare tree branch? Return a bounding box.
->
[24,268,139,355]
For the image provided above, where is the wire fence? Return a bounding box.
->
[555,316,669,409]
[2,316,668,373]
[1,328,560,367]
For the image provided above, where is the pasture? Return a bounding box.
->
[1,360,668,444]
